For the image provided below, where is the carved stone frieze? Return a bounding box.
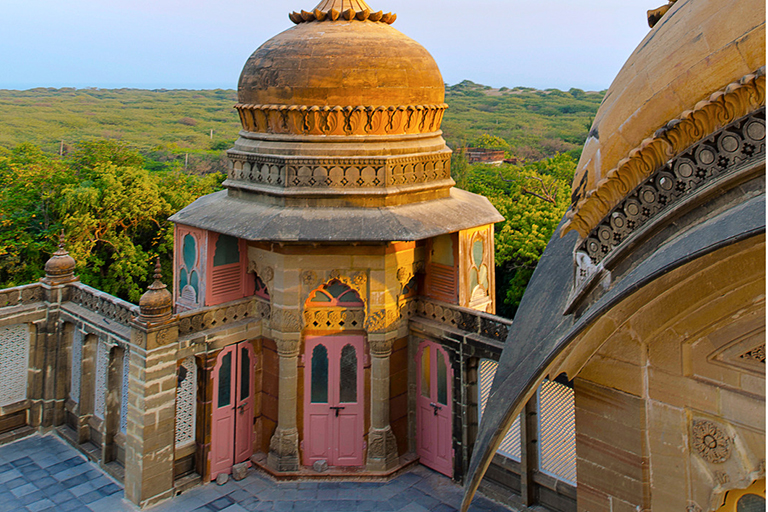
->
[564,68,766,238]
[692,419,732,464]
[365,309,399,334]
[227,151,451,190]
[235,103,445,137]
[303,308,364,331]
[576,108,765,265]
[177,298,267,336]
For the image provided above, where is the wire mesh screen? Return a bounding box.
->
[538,379,577,484]
[478,359,521,461]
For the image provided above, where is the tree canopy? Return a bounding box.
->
[0,140,223,302]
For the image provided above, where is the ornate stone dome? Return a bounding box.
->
[237,1,444,121]
[563,0,765,237]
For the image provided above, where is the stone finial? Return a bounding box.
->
[43,231,77,284]
[139,257,173,322]
[289,0,396,24]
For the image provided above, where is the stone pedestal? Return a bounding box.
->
[124,323,178,508]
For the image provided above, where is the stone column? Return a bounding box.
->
[366,333,399,471]
[267,333,301,472]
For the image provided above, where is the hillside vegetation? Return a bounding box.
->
[0,84,600,315]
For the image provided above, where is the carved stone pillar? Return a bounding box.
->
[366,334,398,472]
[267,335,301,472]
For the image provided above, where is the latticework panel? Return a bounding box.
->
[478,359,521,461]
[175,356,197,448]
[70,329,83,404]
[0,324,30,407]
[120,348,129,433]
[94,340,108,419]
[539,379,577,484]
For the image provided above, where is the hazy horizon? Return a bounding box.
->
[1,0,657,91]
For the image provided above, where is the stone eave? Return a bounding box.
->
[169,187,504,242]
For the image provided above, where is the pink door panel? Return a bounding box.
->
[211,345,236,480]
[210,342,256,480]
[304,336,364,467]
[416,340,453,477]
[235,342,255,465]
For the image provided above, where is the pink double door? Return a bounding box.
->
[210,341,255,480]
[303,335,365,467]
[416,340,453,477]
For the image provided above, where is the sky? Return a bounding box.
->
[0,0,658,91]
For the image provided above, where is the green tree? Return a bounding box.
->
[473,133,509,151]
[464,153,576,317]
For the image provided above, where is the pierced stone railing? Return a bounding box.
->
[0,283,44,308]
[69,283,139,326]
[406,298,512,343]
[178,297,271,336]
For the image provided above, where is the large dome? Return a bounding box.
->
[237,3,444,109]
[563,0,765,237]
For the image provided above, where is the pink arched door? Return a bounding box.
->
[304,335,365,467]
[416,340,453,477]
[211,341,255,480]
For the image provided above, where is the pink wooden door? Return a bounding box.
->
[211,345,236,480]
[211,342,255,480]
[234,342,255,465]
[416,340,453,477]
[304,336,364,467]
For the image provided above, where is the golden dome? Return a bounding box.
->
[564,0,765,237]
[43,233,76,283]
[139,259,173,322]
[236,0,445,131]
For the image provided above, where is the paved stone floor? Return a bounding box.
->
[0,435,512,512]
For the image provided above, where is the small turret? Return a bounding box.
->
[42,232,77,285]
[138,257,173,322]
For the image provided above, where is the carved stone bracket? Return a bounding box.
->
[368,338,394,358]
[267,427,300,472]
[270,309,303,336]
[274,339,300,359]
[246,253,274,283]
[365,309,399,334]
[565,68,766,238]
[366,426,399,472]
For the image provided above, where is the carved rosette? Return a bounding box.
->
[235,103,446,136]
[691,419,732,464]
[268,427,300,472]
[564,68,766,238]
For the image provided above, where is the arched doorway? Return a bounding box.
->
[416,339,453,477]
[303,281,365,468]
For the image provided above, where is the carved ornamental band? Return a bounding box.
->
[235,103,447,137]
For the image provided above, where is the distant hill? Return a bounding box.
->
[443,80,604,161]
[0,83,604,166]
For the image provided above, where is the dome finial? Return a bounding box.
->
[43,230,77,284]
[290,0,395,24]
[139,256,173,322]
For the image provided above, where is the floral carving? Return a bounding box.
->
[575,108,765,265]
[564,68,765,238]
[235,103,446,137]
[692,419,732,464]
[301,270,319,289]
[740,344,766,363]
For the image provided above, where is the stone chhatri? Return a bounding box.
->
[289,0,396,25]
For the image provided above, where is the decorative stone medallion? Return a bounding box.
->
[692,419,732,464]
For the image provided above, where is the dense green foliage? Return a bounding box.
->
[443,81,603,162]
[0,141,223,302]
[456,154,576,317]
